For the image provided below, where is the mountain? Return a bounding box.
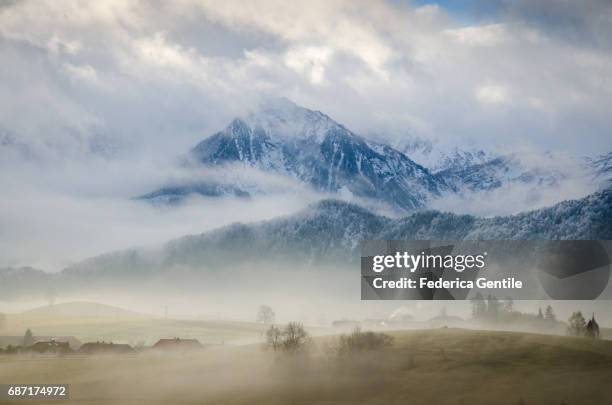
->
[70,187,612,274]
[390,138,492,173]
[148,99,450,211]
[435,154,566,192]
[136,181,250,204]
[2,187,610,297]
[0,266,51,299]
[586,152,612,185]
[375,135,589,199]
[141,99,594,212]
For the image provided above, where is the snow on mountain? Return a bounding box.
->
[177,99,450,211]
[435,154,566,192]
[64,187,612,275]
[2,187,610,297]
[389,137,493,173]
[138,99,607,214]
[586,152,612,185]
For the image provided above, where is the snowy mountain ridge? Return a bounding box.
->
[138,99,607,214]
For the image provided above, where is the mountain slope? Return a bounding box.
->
[153,99,449,211]
[586,151,612,185]
[66,187,612,275]
[434,154,566,192]
[2,188,610,298]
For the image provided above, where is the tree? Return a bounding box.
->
[537,308,544,320]
[23,328,34,347]
[265,325,282,351]
[265,322,310,354]
[256,305,275,324]
[567,311,586,336]
[544,305,556,322]
[281,322,310,354]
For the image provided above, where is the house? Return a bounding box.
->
[152,337,203,351]
[78,341,135,355]
[0,336,81,350]
[586,313,600,339]
[28,340,72,355]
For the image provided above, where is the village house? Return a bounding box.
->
[28,339,72,355]
[78,341,136,355]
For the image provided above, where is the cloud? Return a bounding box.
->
[444,23,510,46]
[475,83,510,105]
[284,46,333,85]
[0,0,611,269]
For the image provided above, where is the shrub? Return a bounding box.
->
[265,322,310,354]
[336,328,394,357]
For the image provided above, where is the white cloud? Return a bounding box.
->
[475,83,510,105]
[444,24,509,46]
[284,46,332,84]
[0,0,611,270]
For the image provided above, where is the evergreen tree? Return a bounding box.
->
[544,305,556,322]
[537,308,544,320]
[566,311,586,336]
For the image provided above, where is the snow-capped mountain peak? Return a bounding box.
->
[242,98,339,143]
[186,99,449,211]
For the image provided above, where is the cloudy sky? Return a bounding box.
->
[2,0,612,156]
[1,0,611,270]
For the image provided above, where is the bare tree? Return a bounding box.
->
[265,325,282,350]
[265,322,310,354]
[281,322,310,354]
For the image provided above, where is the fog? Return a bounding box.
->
[0,150,323,271]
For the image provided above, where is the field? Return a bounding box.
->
[1,328,611,405]
[0,302,269,345]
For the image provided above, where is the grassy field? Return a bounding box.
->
[1,328,611,405]
[1,302,269,345]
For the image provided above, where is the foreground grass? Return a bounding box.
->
[1,328,611,405]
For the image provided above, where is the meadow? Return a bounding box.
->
[1,328,611,405]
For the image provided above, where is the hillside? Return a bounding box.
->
[20,301,145,318]
[0,187,610,298]
[70,186,612,274]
